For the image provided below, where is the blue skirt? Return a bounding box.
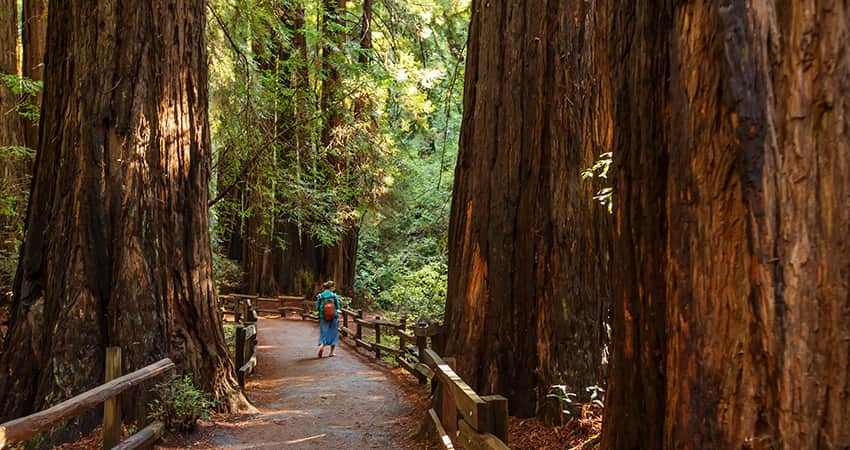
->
[319,317,339,346]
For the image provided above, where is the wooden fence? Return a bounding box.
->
[335,309,510,450]
[0,355,174,450]
[222,293,509,449]
[220,297,259,390]
[234,323,257,389]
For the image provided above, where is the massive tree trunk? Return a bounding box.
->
[241,31,282,296]
[276,221,323,295]
[444,0,612,418]
[323,228,358,297]
[0,0,247,433]
[598,1,670,447]
[22,0,47,150]
[602,1,850,448]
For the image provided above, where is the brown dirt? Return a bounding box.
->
[508,403,602,450]
[158,317,431,449]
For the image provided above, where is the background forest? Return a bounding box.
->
[206,0,467,319]
[0,0,469,321]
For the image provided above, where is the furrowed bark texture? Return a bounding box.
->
[602,1,850,448]
[22,0,47,150]
[0,0,246,430]
[445,0,612,418]
[600,1,670,448]
[0,0,21,146]
[0,0,25,299]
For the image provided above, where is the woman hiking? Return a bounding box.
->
[316,280,341,358]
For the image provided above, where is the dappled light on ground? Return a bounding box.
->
[161,318,431,449]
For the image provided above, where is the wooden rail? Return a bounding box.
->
[219,294,259,324]
[0,358,175,449]
[222,292,507,448]
[111,421,164,450]
[333,312,509,449]
[220,292,314,320]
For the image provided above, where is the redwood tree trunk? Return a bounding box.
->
[0,0,20,145]
[22,0,47,150]
[602,1,850,448]
[0,0,25,299]
[0,0,247,432]
[320,0,346,150]
[445,0,612,418]
[316,0,358,297]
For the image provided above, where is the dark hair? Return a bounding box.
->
[323,280,335,290]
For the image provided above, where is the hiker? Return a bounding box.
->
[316,280,341,358]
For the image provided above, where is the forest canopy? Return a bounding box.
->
[206,0,468,318]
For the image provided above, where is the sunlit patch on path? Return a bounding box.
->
[159,317,429,449]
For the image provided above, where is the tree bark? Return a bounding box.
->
[0,0,247,434]
[353,0,372,119]
[444,0,612,418]
[22,0,47,150]
[0,0,25,300]
[316,0,358,298]
[602,1,850,448]
[320,0,346,150]
[0,0,20,145]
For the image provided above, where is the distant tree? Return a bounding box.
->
[21,0,47,149]
[0,0,26,301]
[0,0,247,434]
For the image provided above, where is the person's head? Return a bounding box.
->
[323,280,335,291]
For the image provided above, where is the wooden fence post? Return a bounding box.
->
[374,316,382,360]
[102,347,122,450]
[234,299,242,323]
[235,325,246,389]
[482,395,509,444]
[398,317,407,353]
[416,323,428,385]
[431,324,446,354]
[343,309,349,331]
[356,310,363,341]
[440,356,459,438]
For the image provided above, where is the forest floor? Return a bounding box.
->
[157,317,431,449]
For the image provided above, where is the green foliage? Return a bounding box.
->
[213,252,244,293]
[207,0,466,230]
[17,432,47,450]
[0,148,31,299]
[355,147,454,320]
[205,0,468,318]
[148,374,214,431]
[380,262,447,320]
[582,152,614,214]
[0,74,42,123]
[547,385,605,416]
[222,322,237,354]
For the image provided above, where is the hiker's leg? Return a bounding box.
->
[317,344,324,358]
[329,345,336,356]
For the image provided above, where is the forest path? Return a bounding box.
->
[160,317,428,449]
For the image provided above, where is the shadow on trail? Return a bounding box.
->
[160,317,429,449]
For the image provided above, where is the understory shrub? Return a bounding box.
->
[148,374,214,431]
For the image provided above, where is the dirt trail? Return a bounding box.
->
[160,317,428,449]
